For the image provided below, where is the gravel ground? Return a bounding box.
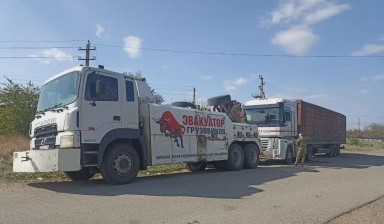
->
[328,196,384,224]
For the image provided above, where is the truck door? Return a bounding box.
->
[81,71,122,143]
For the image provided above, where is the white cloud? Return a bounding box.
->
[224,77,249,92]
[200,75,214,80]
[271,26,318,55]
[234,77,249,86]
[96,24,107,39]
[265,0,348,26]
[225,86,237,91]
[123,36,143,59]
[263,0,349,54]
[42,48,72,60]
[352,43,384,56]
[269,1,297,25]
[29,48,72,64]
[304,3,349,24]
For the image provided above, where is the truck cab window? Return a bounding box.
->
[126,81,135,102]
[285,111,291,122]
[85,73,118,101]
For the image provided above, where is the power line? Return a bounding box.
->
[0,41,383,59]
[0,46,77,49]
[0,56,75,59]
[0,40,87,43]
[94,43,384,58]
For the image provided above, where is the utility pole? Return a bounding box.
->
[252,75,266,99]
[193,87,196,104]
[78,40,96,66]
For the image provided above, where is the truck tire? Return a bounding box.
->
[285,147,294,164]
[243,143,260,169]
[226,143,244,171]
[306,145,313,161]
[327,145,335,157]
[207,95,231,106]
[186,162,207,172]
[65,167,96,181]
[171,101,197,109]
[101,143,140,185]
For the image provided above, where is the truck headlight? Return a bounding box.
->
[60,132,80,148]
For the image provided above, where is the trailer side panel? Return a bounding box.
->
[298,100,346,145]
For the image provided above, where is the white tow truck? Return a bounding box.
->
[13,65,262,184]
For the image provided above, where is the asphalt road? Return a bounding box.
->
[1,151,384,224]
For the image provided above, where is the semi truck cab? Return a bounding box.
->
[243,98,298,163]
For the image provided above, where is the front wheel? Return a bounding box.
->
[243,143,260,169]
[285,147,293,164]
[101,143,140,185]
[226,143,244,171]
[65,167,96,181]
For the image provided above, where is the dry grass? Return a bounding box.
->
[344,140,384,151]
[0,135,30,159]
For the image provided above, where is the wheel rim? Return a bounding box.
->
[248,149,256,163]
[233,150,241,165]
[113,153,132,174]
[287,149,292,162]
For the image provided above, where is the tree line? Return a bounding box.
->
[0,78,39,135]
[347,123,384,139]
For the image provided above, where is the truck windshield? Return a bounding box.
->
[244,107,282,127]
[36,72,80,113]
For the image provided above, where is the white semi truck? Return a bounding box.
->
[13,65,261,184]
[243,83,346,164]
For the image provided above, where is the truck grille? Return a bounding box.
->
[260,139,270,151]
[34,124,57,149]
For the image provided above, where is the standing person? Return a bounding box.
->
[295,133,307,166]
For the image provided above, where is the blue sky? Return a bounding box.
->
[0,0,383,129]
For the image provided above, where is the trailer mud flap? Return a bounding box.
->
[13,149,81,173]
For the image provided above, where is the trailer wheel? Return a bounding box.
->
[65,167,96,181]
[101,143,140,185]
[207,95,231,106]
[226,143,244,171]
[306,146,313,161]
[335,145,341,156]
[186,162,207,172]
[171,101,197,109]
[243,143,260,169]
[326,145,335,157]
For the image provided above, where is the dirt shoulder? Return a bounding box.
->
[327,196,384,224]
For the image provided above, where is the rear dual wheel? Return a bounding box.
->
[243,143,260,169]
[225,143,260,171]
